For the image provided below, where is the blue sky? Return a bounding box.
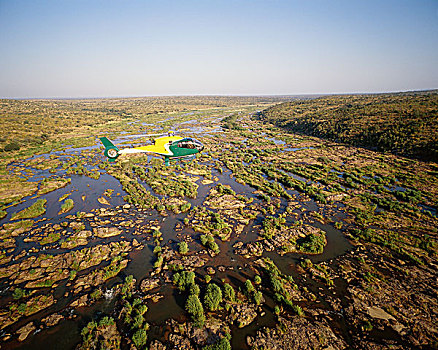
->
[0,0,437,98]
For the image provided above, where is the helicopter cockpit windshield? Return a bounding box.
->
[177,138,204,152]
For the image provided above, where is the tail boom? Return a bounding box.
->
[99,137,120,162]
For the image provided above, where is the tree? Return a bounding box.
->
[254,275,262,285]
[186,294,205,327]
[178,241,189,255]
[204,283,222,311]
[173,270,195,291]
[132,328,148,348]
[223,283,235,302]
[244,279,255,294]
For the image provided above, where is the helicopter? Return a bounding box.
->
[99,131,204,165]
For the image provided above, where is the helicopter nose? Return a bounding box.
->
[191,139,204,152]
[195,141,204,152]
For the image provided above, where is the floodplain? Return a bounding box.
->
[0,94,437,349]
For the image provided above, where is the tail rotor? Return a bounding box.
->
[99,137,120,162]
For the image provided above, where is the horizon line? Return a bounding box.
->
[1,88,437,101]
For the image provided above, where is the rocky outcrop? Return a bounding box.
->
[231,303,258,328]
[17,322,35,341]
[42,313,64,327]
[93,227,121,238]
[248,316,347,349]
[70,294,89,308]
[140,277,160,292]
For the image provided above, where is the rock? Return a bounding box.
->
[42,313,64,327]
[232,304,258,328]
[149,340,167,350]
[250,316,347,349]
[204,193,246,210]
[69,221,85,231]
[326,193,347,202]
[168,333,194,350]
[70,294,89,308]
[167,255,207,270]
[391,323,406,335]
[98,197,111,206]
[140,277,160,292]
[233,241,244,249]
[206,267,215,275]
[149,293,164,302]
[367,306,396,321]
[246,335,253,346]
[76,230,92,238]
[17,322,35,341]
[123,204,131,209]
[93,227,121,238]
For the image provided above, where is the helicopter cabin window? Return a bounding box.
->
[178,140,196,149]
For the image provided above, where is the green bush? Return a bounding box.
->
[178,241,189,254]
[186,294,205,327]
[296,233,326,254]
[13,288,26,300]
[204,283,222,311]
[254,290,264,305]
[203,337,232,350]
[189,283,200,296]
[12,199,47,220]
[132,328,148,348]
[223,283,235,302]
[4,141,20,152]
[173,270,195,291]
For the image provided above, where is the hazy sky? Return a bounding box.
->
[0,0,437,98]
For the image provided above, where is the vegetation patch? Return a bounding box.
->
[12,199,47,220]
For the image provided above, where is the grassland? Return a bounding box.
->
[0,96,287,156]
[258,91,438,161]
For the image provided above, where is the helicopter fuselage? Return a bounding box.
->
[99,135,204,164]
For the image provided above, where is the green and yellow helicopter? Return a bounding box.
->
[99,132,204,165]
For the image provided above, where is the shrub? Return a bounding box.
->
[200,234,220,254]
[178,241,189,255]
[59,199,74,214]
[203,337,232,350]
[204,283,222,311]
[189,283,200,296]
[98,316,114,327]
[244,280,255,294]
[296,233,326,254]
[132,328,148,348]
[223,283,235,302]
[12,199,47,220]
[186,294,205,327]
[173,271,195,291]
[13,288,26,300]
[4,141,20,152]
[254,291,264,305]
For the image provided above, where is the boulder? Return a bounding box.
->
[140,278,160,292]
[93,227,121,238]
[17,322,35,342]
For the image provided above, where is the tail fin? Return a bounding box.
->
[99,137,120,162]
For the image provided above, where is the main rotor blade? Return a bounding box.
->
[138,131,176,137]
